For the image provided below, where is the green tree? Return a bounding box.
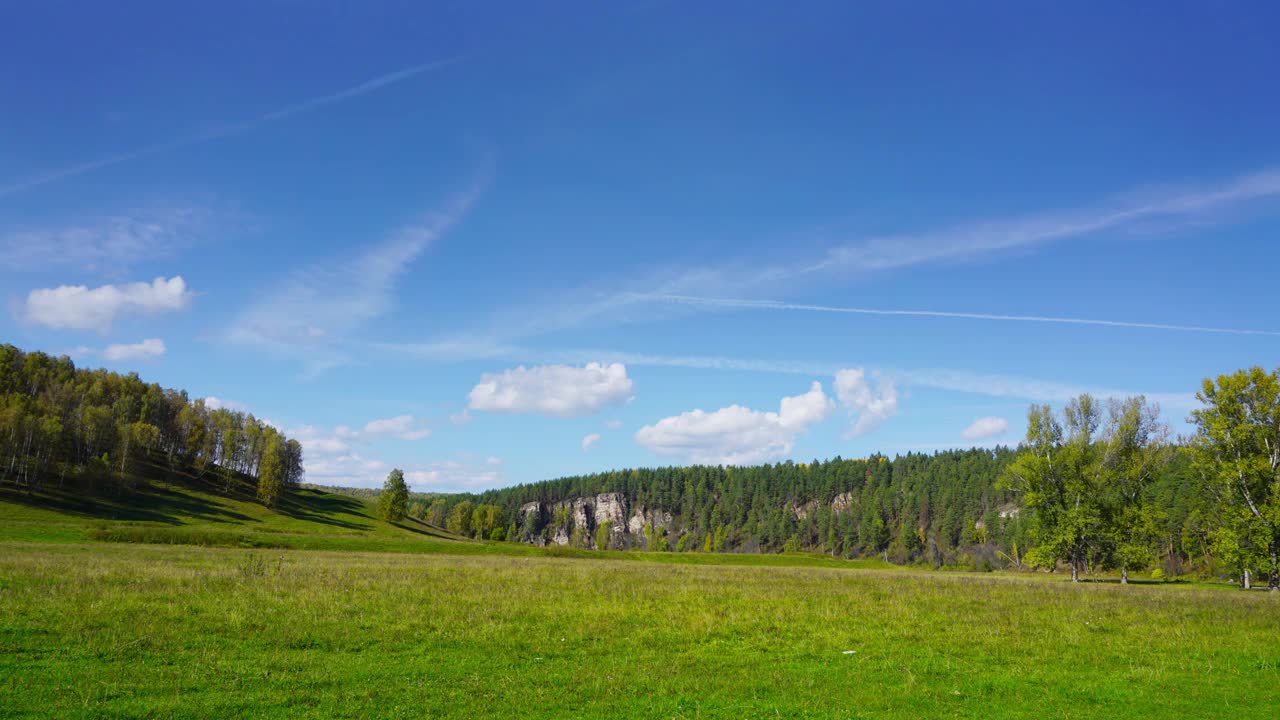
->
[1191,367,1280,590]
[425,498,448,527]
[256,432,285,508]
[595,520,612,550]
[378,468,410,522]
[471,504,505,540]
[1100,396,1172,583]
[447,500,474,536]
[1001,396,1109,582]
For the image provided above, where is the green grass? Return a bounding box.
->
[1,542,1277,718]
[2,482,1278,717]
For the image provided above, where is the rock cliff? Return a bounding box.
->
[516,490,851,549]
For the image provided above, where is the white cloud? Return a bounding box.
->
[581,433,602,452]
[305,452,388,487]
[361,415,431,441]
[834,368,898,436]
[449,409,473,425]
[101,338,166,361]
[405,460,502,491]
[290,425,353,455]
[961,416,1010,440]
[288,422,391,488]
[634,381,833,465]
[486,456,503,466]
[25,276,192,333]
[468,362,634,417]
[203,396,246,412]
[606,419,624,429]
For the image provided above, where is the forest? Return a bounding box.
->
[0,345,304,506]
[421,369,1280,590]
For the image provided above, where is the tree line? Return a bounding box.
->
[0,345,304,506]
[425,367,1278,589]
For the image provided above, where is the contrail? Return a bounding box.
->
[640,294,1280,337]
[0,55,468,198]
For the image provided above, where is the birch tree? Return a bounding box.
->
[1191,367,1280,590]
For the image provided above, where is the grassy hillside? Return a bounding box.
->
[0,477,470,553]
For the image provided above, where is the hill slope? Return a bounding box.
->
[0,475,474,554]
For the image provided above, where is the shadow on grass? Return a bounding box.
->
[274,489,374,531]
[0,483,259,526]
[393,517,472,542]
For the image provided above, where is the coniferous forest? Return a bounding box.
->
[0,345,304,506]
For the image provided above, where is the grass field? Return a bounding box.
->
[2,483,1278,718]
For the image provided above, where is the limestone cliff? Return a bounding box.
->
[516,490,847,549]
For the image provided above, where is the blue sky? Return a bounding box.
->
[3,2,1279,491]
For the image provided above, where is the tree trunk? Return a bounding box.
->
[1070,556,1080,582]
[1270,540,1279,592]
[1243,569,1251,590]
[1121,567,1128,585]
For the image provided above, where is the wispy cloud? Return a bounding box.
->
[71,338,166,362]
[552,348,1198,410]
[804,168,1280,275]
[400,168,1280,357]
[639,294,1280,337]
[0,205,212,272]
[361,415,431,441]
[223,169,488,374]
[0,56,468,198]
[404,459,503,491]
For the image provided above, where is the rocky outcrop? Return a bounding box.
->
[795,492,857,520]
[517,501,547,545]
[520,493,677,549]
[626,505,671,534]
[793,499,819,520]
[520,489,859,548]
[831,492,854,514]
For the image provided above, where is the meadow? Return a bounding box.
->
[1,483,1278,718]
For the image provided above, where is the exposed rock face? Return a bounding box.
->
[627,506,671,534]
[793,499,819,520]
[795,492,856,520]
[831,492,853,514]
[593,493,629,539]
[518,501,547,545]
[555,497,595,534]
[520,489,863,548]
[520,494,671,548]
